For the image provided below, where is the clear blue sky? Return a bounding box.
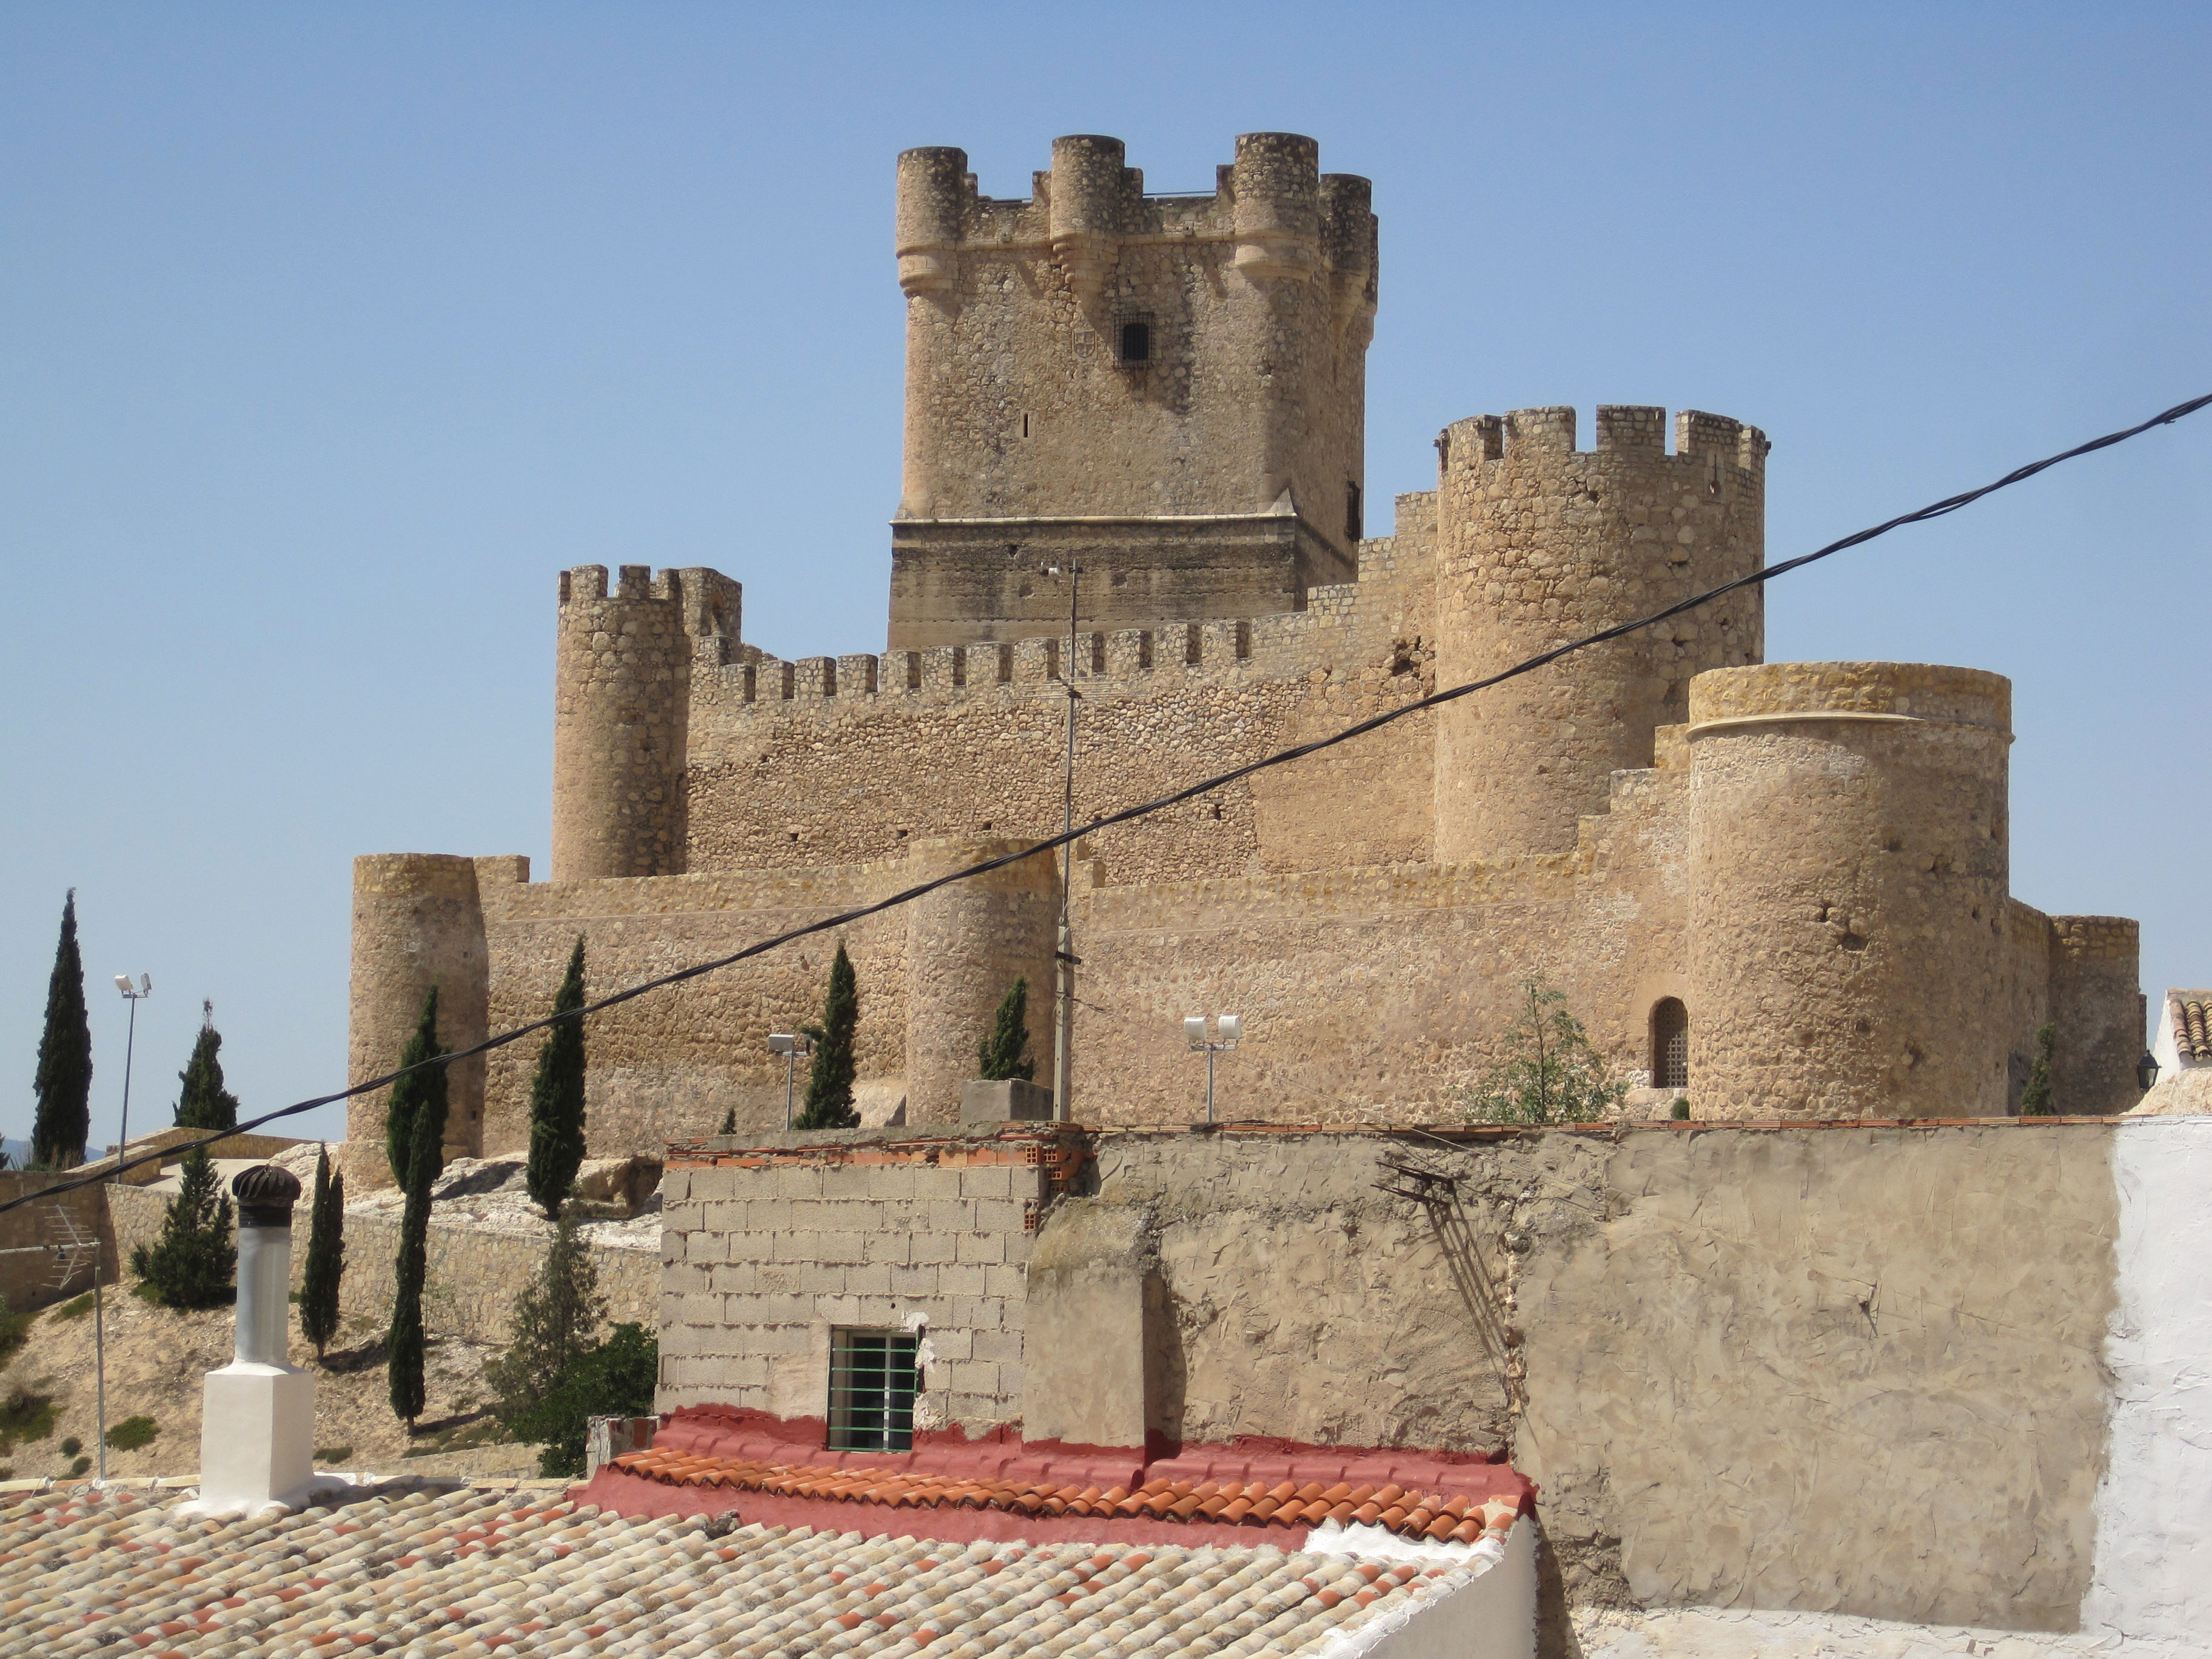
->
[4,4,2206,1148]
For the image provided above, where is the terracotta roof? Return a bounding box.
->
[0,1480,1506,1658]
[610,1447,1523,1546]
[2173,994,2211,1062]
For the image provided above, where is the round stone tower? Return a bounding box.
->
[552,564,690,882]
[1685,662,2014,1118]
[902,835,1061,1125]
[1432,406,1767,862]
[346,853,488,1184]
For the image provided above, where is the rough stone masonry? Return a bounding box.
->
[344,130,2144,1172]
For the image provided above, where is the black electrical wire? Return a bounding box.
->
[6,388,2207,1219]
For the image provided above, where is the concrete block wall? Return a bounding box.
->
[656,1128,1084,1433]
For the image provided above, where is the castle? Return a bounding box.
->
[344,131,2144,1173]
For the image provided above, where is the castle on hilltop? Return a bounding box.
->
[345,132,2143,1175]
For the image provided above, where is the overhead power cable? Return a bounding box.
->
[6,388,2207,1219]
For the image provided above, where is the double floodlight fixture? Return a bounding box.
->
[115,973,150,999]
[1185,1013,1242,1124]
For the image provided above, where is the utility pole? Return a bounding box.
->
[1045,562,1082,1122]
[99,973,150,1483]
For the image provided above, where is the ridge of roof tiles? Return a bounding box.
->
[0,1483,1490,1658]
[609,1448,1524,1546]
[2173,994,2211,1062]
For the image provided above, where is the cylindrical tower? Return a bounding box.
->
[1230,132,1321,280]
[1686,663,2014,1119]
[2046,915,2143,1115]
[903,835,1060,1126]
[1433,405,1768,862]
[1048,134,1126,298]
[552,563,690,882]
[895,144,969,298]
[347,853,488,1184]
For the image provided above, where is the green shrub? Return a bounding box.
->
[69,1456,89,1477]
[977,977,1036,1082]
[1671,1097,1692,1121]
[58,1436,81,1457]
[2020,1023,2059,1116]
[1461,980,1628,1125]
[105,1415,158,1451]
[315,1444,354,1466]
[508,1323,657,1478]
[0,1293,26,1366]
[53,1292,95,1321]
[488,1212,606,1429]
[0,1390,56,1454]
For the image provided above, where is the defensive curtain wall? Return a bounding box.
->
[653,1116,2212,1649]
[347,484,2140,1169]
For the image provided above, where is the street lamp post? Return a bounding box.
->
[769,1033,814,1130]
[1183,1013,1242,1125]
[1042,562,1082,1122]
[100,973,151,1483]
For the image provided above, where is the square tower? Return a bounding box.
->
[890,133,1377,648]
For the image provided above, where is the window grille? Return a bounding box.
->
[1118,320,1151,364]
[828,1328,920,1452]
[1652,999,1689,1090]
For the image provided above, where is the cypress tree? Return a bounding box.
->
[486,1208,606,1427]
[976,977,1036,1082]
[384,988,448,1427]
[298,1144,346,1358]
[525,937,589,1220]
[796,942,860,1130]
[129,1145,236,1307]
[173,1002,241,1132]
[31,891,93,1171]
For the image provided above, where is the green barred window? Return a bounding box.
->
[828,1329,920,1452]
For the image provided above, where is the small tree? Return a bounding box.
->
[487,1209,607,1427]
[526,937,589,1220]
[385,988,449,1428]
[976,977,1036,1082]
[173,1002,241,1132]
[31,891,93,1171]
[130,1145,236,1307]
[298,1145,346,1358]
[796,942,860,1130]
[507,1323,657,1478]
[2019,1022,2059,1117]
[1463,980,1627,1126]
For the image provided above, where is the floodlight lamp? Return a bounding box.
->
[115,976,134,995]
[1216,1014,1241,1045]
[768,1033,796,1055]
[140,974,151,994]
[1184,1016,1207,1048]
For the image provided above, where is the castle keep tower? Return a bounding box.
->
[890,133,1378,648]
[1432,406,1768,860]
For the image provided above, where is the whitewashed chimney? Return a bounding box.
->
[194,1164,317,1514]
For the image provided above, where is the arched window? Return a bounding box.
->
[1651,998,1689,1090]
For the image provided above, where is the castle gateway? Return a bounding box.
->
[345,132,2141,1171]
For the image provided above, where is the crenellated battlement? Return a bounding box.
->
[1442,406,1769,478]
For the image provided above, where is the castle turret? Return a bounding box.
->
[1685,663,2013,1118]
[2045,915,2145,1114]
[902,836,1061,1125]
[1432,406,1768,863]
[890,132,1375,648]
[552,564,737,882]
[346,853,489,1183]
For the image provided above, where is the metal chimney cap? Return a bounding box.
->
[232,1162,303,1227]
